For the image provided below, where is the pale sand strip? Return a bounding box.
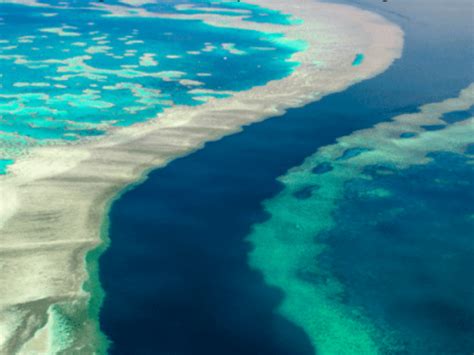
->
[0,0,403,352]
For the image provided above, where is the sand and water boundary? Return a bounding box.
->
[0,0,403,352]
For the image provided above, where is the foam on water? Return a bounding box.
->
[247,84,474,354]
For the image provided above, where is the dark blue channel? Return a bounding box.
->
[98,0,474,354]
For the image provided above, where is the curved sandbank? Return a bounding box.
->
[0,0,403,353]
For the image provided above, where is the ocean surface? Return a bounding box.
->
[0,0,301,173]
[98,0,474,354]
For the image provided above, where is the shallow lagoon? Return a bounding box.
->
[0,0,300,170]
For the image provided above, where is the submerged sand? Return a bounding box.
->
[0,0,403,353]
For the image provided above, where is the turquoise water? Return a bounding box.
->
[27,0,299,25]
[247,85,474,353]
[0,158,14,174]
[170,2,301,25]
[0,0,302,170]
[352,53,364,66]
[324,151,474,353]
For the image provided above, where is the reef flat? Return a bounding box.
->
[0,0,403,352]
[248,84,474,354]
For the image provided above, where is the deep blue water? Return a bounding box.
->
[324,152,474,353]
[99,0,474,354]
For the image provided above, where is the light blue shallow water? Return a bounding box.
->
[0,158,14,174]
[351,53,364,66]
[29,0,300,25]
[0,0,302,173]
